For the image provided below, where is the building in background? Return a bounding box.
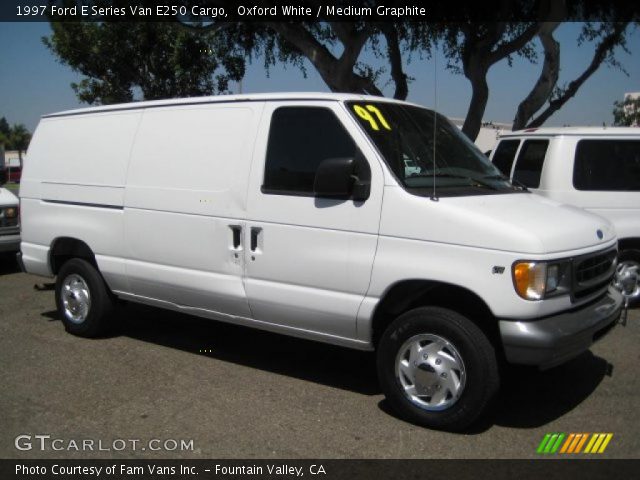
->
[624,92,640,127]
[450,118,512,155]
[2,150,23,183]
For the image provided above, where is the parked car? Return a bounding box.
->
[19,94,622,431]
[5,166,22,183]
[490,127,640,306]
[3,156,23,183]
[0,187,20,253]
[403,155,422,176]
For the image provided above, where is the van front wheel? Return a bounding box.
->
[614,249,640,308]
[377,307,499,431]
[55,258,114,337]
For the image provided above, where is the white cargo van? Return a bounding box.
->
[19,94,622,431]
[490,128,640,306]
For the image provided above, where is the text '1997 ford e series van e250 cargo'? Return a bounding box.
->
[18,93,623,431]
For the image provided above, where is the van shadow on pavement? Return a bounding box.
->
[42,301,380,396]
[41,302,609,432]
[0,254,20,276]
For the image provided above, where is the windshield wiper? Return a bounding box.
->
[482,173,529,192]
[508,178,529,191]
[411,172,500,190]
[482,173,508,181]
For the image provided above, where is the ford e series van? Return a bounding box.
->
[18,93,623,430]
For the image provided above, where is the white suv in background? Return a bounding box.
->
[490,127,640,306]
[0,186,20,253]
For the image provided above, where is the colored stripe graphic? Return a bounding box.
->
[574,433,589,453]
[550,433,565,453]
[585,433,614,454]
[598,433,614,453]
[538,433,613,454]
[559,433,575,453]
[537,434,552,454]
[537,433,565,454]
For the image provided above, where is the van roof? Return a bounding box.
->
[43,92,423,119]
[500,126,640,138]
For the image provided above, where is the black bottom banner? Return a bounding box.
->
[2,459,639,480]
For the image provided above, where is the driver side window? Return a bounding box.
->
[262,107,359,195]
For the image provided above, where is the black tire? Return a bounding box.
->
[377,307,500,431]
[617,249,640,308]
[55,258,114,337]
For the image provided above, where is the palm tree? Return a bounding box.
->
[9,124,31,167]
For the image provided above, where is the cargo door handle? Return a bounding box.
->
[229,225,242,250]
[250,227,262,252]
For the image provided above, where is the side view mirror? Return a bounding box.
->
[313,157,370,201]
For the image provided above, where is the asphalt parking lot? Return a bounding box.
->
[1,256,638,459]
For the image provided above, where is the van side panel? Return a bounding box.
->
[20,112,142,287]
[123,104,264,318]
[21,112,141,205]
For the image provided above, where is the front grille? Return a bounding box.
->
[573,248,617,300]
[0,206,19,228]
[0,216,19,228]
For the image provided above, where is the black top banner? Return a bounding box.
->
[1,0,640,22]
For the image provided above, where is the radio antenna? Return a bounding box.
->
[430,44,438,202]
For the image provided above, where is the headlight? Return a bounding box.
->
[4,207,17,218]
[513,260,570,300]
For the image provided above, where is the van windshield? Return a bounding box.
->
[346,101,521,196]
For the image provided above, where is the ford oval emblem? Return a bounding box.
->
[597,229,604,240]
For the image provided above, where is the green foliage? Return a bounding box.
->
[0,117,31,152]
[43,2,248,104]
[613,97,640,126]
[0,117,10,137]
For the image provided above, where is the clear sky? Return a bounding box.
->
[1,21,638,133]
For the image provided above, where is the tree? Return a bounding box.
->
[438,21,541,140]
[44,2,248,104]
[514,21,632,130]
[180,1,419,100]
[613,96,640,126]
[0,117,10,138]
[0,118,31,166]
[9,125,31,164]
[43,1,634,139]
[248,1,633,139]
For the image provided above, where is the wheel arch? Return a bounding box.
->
[49,237,98,275]
[618,237,640,253]
[371,279,500,351]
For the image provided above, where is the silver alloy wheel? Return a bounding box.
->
[395,333,466,411]
[61,274,91,324]
[613,260,640,303]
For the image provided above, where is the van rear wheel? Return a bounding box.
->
[377,307,499,431]
[55,258,114,337]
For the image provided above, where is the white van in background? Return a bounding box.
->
[19,94,622,431]
[490,128,640,306]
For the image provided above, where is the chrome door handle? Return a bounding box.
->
[250,227,260,252]
[229,225,242,249]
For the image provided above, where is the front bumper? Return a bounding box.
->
[499,287,623,369]
[0,232,21,253]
